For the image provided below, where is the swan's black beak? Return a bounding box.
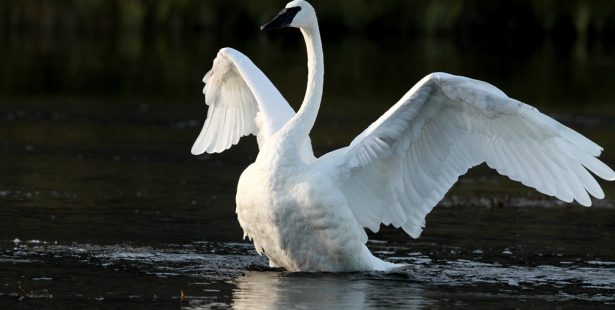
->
[261,7,301,30]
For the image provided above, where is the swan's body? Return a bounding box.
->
[192,0,615,272]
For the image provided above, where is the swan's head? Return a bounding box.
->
[261,0,316,31]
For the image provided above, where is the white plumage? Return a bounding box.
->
[192,0,614,272]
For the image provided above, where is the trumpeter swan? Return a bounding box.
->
[191,0,615,272]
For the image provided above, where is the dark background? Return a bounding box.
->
[2,0,615,99]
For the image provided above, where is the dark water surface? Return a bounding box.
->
[1,32,615,309]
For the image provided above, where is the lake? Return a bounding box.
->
[1,30,615,309]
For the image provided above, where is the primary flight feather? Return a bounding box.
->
[192,0,614,272]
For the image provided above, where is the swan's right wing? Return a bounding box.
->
[333,72,614,238]
[192,48,297,154]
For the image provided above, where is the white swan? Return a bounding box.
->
[192,0,615,272]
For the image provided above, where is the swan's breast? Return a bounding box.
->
[236,164,371,270]
[235,164,277,254]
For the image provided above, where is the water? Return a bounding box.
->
[1,31,615,308]
[3,233,615,308]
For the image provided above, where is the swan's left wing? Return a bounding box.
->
[192,48,312,156]
[335,72,614,238]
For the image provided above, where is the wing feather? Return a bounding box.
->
[192,47,313,157]
[331,72,614,238]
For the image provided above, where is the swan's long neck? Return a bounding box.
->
[280,22,323,150]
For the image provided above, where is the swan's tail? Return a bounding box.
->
[371,255,403,271]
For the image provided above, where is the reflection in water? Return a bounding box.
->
[233,272,369,309]
[230,272,427,310]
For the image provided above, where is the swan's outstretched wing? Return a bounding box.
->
[192,48,300,154]
[336,72,614,238]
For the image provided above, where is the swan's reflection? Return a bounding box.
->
[231,271,429,309]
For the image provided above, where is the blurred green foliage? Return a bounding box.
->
[1,0,615,109]
[1,0,615,41]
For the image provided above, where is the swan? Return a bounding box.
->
[191,0,615,272]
